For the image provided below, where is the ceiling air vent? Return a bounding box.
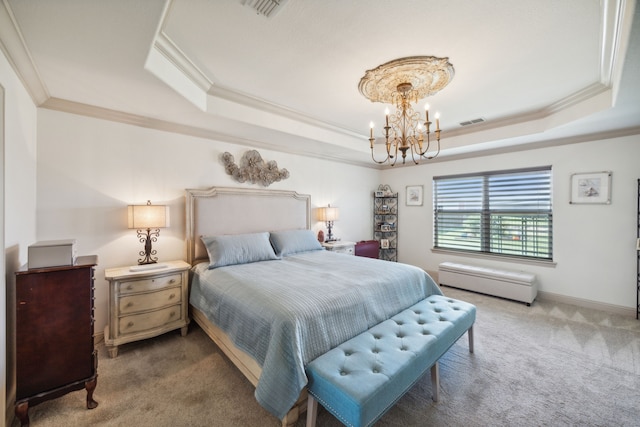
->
[241,0,289,17]
[459,118,486,126]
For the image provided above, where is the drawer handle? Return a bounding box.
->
[127,321,134,328]
[169,293,175,300]
[126,302,134,308]
[169,311,175,318]
[126,285,133,291]
[169,279,176,284]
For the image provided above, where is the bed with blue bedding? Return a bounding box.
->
[185,187,442,426]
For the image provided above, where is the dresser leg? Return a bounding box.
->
[180,325,188,337]
[107,345,118,358]
[15,401,29,426]
[85,376,99,409]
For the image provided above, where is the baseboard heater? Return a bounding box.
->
[438,262,537,305]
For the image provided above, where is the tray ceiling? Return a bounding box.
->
[2,0,639,167]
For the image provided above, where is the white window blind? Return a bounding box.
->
[434,167,552,260]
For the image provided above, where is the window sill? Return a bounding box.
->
[431,248,557,268]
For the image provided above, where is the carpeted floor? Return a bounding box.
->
[13,287,640,426]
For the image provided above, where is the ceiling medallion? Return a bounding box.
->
[359,56,455,166]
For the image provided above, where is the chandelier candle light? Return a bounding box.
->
[359,56,455,166]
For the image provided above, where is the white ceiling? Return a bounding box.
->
[2,0,639,168]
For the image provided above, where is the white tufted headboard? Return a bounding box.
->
[185,186,311,265]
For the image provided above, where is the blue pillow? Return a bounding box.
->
[201,232,279,269]
[269,229,323,257]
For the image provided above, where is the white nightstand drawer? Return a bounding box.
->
[119,287,182,315]
[118,304,183,335]
[322,241,356,255]
[104,260,191,358]
[118,273,182,295]
[334,246,354,255]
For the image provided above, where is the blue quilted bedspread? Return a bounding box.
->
[189,250,442,419]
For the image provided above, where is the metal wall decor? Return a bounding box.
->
[222,150,290,187]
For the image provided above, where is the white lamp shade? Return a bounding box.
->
[128,204,170,229]
[318,206,339,222]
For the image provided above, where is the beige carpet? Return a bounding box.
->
[13,287,640,427]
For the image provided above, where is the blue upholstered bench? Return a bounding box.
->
[305,295,476,427]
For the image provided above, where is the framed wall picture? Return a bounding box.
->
[375,190,384,198]
[636,238,640,251]
[570,171,612,204]
[406,185,423,206]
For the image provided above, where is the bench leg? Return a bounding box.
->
[306,394,318,427]
[468,325,474,354]
[430,361,440,402]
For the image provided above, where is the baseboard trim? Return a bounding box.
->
[429,270,636,317]
[536,290,636,317]
[93,331,104,346]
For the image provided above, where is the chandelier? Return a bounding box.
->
[358,56,455,166]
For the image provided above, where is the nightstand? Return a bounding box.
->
[322,241,356,255]
[104,260,190,358]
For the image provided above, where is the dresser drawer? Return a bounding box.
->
[118,273,182,295]
[118,304,183,336]
[119,287,181,315]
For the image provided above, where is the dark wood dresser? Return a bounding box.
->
[14,255,99,426]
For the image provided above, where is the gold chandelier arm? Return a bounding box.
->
[426,133,441,160]
[369,135,392,164]
[371,150,390,164]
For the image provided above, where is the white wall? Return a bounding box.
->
[32,104,640,334]
[382,135,640,310]
[36,108,379,334]
[1,47,38,426]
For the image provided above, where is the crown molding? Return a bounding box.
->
[385,125,640,169]
[153,31,212,93]
[0,0,48,105]
[600,0,634,87]
[207,84,364,140]
[40,97,377,169]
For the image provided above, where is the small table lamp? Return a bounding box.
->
[127,201,170,264]
[318,204,339,242]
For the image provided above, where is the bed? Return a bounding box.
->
[185,186,442,426]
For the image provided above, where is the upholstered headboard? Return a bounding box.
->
[185,186,311,264]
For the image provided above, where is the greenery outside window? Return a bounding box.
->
[434,167,552,260]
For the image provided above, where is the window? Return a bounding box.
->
[434,167,552,260]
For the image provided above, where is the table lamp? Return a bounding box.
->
[318,204,339,242]
[127,200,170,264]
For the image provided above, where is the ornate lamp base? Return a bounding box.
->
[137,228,160,265]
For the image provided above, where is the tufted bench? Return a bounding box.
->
[305,295,476,427]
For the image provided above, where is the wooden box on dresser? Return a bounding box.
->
[14,255,99,427]
[104,260,190,358]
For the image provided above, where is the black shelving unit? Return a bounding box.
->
[636,179,640,319]
[374,184,397,262]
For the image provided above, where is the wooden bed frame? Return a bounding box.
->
[185,186,312,426]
